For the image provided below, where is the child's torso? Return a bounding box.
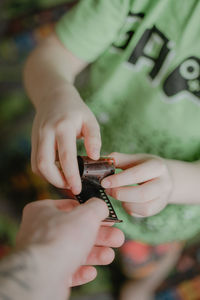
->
[81,0,200,162]
[78,0,200,244]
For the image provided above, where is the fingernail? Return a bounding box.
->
[91,150,99,160]
[87,198,109,218]
[101,179,111,188]
[72,185,82,195]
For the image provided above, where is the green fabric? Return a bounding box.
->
[56,0,129,62]
[56,0,200,244]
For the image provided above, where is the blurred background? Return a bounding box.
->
[0,0,75,231]
[1,1,200,299]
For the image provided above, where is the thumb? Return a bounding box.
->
[72,197,109,223]
[63,198,109,273]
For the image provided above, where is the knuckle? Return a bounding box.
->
[40,120,50,131]
[23,202,35,216]
[112,188,121,199]
[55,119,71,134]
[23,203,30,214]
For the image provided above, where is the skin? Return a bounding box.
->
[24,34,93,194]
[0,198,124,300]
[24,32,200,216]
[102,152,200,217]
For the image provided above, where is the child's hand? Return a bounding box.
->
[101,152,173,217]
[31,84,101,194]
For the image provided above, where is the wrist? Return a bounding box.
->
[35,81,78,111]
[166,159,200,205]
[0,247,50,300]
[19,245,70,300]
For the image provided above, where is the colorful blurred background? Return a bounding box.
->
[0,0,75,233]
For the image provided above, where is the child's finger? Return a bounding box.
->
[102,158,165,188]
[56,125,81,195]
[107,178,164,203]
[122,196,167,217]
[37,130,66,187]
[82,119,101,160]
[108,152,148,168]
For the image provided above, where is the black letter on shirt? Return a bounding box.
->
[128,26,170,80]
[113,12,144,50]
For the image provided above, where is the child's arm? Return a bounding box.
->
[101,152,200,217]
[24,33,101,194]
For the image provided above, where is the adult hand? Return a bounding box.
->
[16,198,124,300]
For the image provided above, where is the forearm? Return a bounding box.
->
[166,159,200,204]
[0,249,38,300]
[24,33,87,109]
[0,247,69,300]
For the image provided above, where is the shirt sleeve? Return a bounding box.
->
[55,0,129,62]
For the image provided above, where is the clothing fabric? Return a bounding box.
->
[56,0,200,244]
[119,240,180,279]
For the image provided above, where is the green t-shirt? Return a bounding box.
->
[56,0,200,244]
